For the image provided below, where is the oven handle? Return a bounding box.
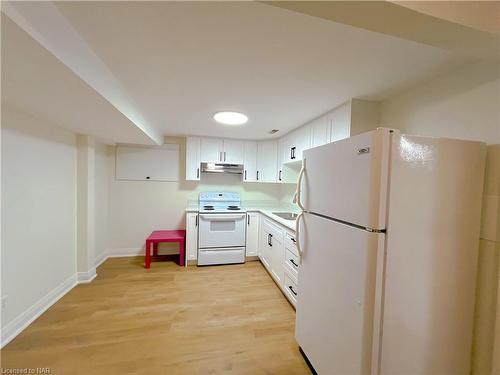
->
[199,214,246,221]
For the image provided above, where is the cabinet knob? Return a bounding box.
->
[146,176,150,179]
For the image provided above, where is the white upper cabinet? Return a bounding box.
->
[243,141,257,182]
[256,140,278,182]
[199,137,244,164]
[311,115,331,148]
[184,98,379,182]
[281,133,292,164]
[277,137,285,182]
[223,139,244,164]
[330,101,351,143]
[116,145,180,181]
[283,124,311,163]
[295,124,312,159]
[186,137,201,181]
[200,138,223,163]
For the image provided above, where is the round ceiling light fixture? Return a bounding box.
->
[213,111,248,125]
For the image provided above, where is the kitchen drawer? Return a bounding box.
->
[283,272,298,307]
[284,231,298,256]
[284,248,300,280]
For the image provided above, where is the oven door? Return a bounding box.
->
[198,213,247,248]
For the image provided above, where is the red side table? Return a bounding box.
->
[145,230,186,269]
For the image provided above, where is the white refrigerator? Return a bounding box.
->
[295,128,486,375]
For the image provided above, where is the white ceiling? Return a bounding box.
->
[2,1,473,143]
[1,15,153,145]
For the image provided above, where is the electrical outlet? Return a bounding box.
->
[1,295,8,310]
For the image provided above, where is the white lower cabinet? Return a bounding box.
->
[284,238,300,280]
[283,273,298,307]
[258,215,300,307]
[246,212,259,256]
[185,212,198,264]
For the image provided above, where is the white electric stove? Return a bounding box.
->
[197,192,247,266]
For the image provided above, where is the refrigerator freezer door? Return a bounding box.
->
[301,128,392,230]
[295,212,385,375]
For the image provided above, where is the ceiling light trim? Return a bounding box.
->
[213,111,249,126]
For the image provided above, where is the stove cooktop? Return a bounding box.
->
[198,192,245,213]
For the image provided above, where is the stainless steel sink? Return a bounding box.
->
[272,212,299,220]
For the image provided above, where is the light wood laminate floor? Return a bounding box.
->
[1,257,311,374]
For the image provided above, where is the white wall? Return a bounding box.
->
[381,61,500,144]
[1,108,77,332]
[107,138,283,253]
[380,61,500,375]
[94,141,108,264]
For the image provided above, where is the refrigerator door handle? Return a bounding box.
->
[293,159,305,210]
[295,211,304,260]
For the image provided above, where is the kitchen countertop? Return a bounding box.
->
[247,209,297,231]
[185,203,298,231]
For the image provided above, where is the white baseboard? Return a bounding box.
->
[1,274,78,348]
[106,247,143,257]
[1,250,145,348]
[77,268,97,284]
[94,251,108,268]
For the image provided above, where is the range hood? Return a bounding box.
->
[201,162,243,175]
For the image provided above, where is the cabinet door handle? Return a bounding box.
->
[290,148,293,160]
[256,171,259,181]
[291,238,296,243]
[224,151,226,161]
[290,259,299,268]
[268,233,273,247]
[291,147,296,160]
[195,215,198,227]
[219,151,222,161]
[244,170,247,180]
[248,215,250,225]
[288,285,298,296]
[279,170,282,181]
[196,167,200,179]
